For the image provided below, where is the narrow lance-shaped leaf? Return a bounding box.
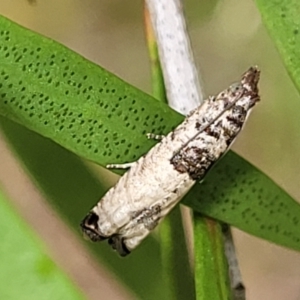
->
[187,151,300,251]
[0,189,85,300]
[0,117,166,300]
[0,16,300,253]
[254,0,300,93]
[194,215,231,300]
[0,16,184,168]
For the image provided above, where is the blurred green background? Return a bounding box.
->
[0,0,300,299]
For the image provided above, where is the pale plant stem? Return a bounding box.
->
[145,0,203,271]
[145,0,245,299]
[145,0,200,274]
[145,0,203,114]
[223,226,245,300]
[144,5,195,299]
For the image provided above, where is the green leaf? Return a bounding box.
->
[0,117,167,300]
[0,15,300,257]
[187,151,300,252]
[254,0,300,92]
[0,15,182,168]
[193,214,231,300]
[0,189,85,300]
[160,208,196,300]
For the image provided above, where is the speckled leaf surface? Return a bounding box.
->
[186,151,300,252]
[254,0,300,92]
[0,15,300,253]
[0,16,181,167]
[0,189,85,300]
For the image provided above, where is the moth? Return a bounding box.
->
[81,67,260,256]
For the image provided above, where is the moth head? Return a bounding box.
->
[216,66,260,109]
[236,67,260,113]
[241,66,260,92]
[225,67,260,130]
[241,66,260,108]
[226,67,260,112]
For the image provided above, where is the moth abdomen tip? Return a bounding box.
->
[108,235,131,257]
[80,211,106,242]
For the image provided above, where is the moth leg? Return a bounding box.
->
[106,162,135,169]
[146,133,165,140]
[107,133,164,170]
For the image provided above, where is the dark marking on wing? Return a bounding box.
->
[131,204,161,230]
[171,146,216,180]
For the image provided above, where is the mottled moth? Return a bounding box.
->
[81,67,260,256]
